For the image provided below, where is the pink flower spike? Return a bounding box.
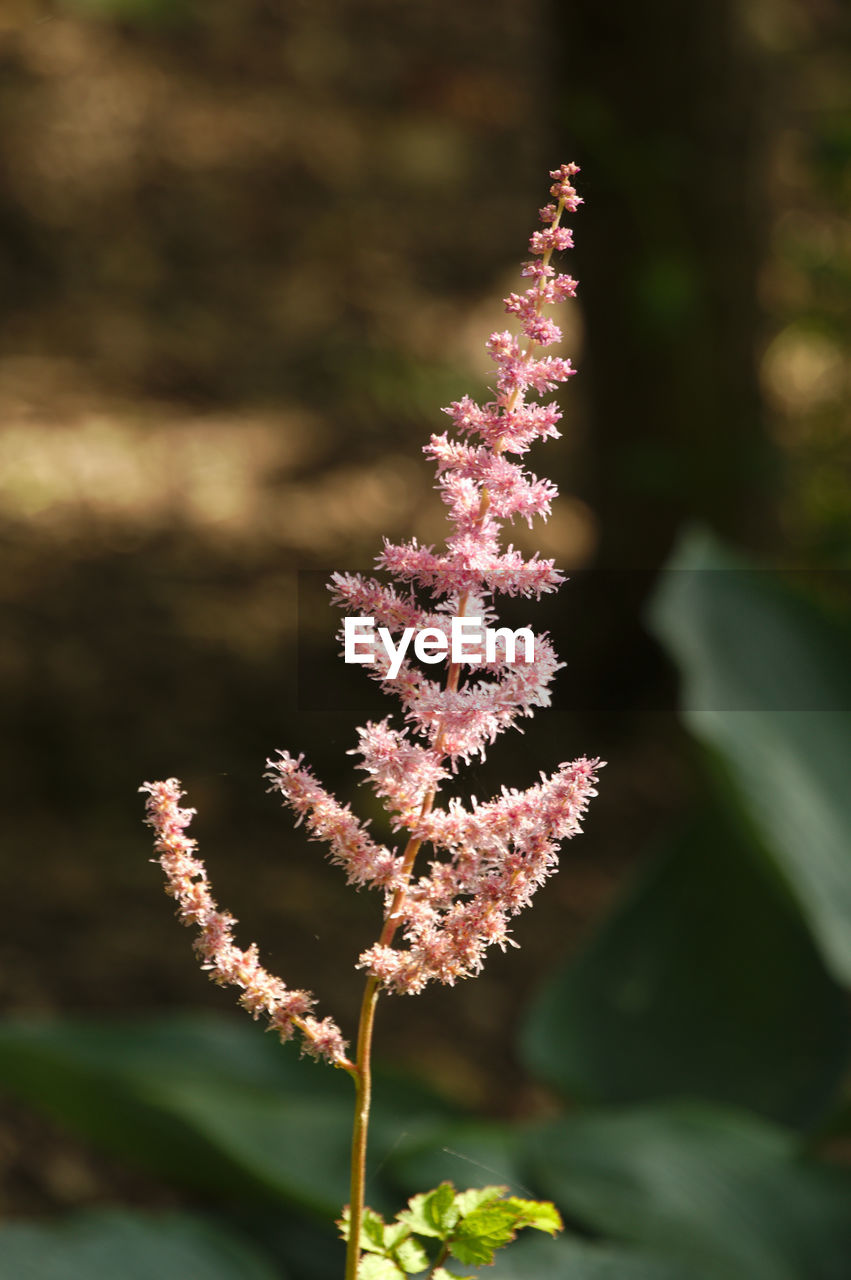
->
[139,779,353,1069]
[142,164,602,1032]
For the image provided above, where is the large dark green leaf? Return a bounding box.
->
[0,1014,454,1217]
[0,1210,281,1280]
[524,1101,851,1280]
[486,1233,689,1280]
[520,806,850,1126]
[647,528,851,984]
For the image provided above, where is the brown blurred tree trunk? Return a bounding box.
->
[552,0,774,570]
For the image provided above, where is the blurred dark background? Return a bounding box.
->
[0,0,849,1234]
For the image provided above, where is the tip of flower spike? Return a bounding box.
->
[549,162,583,210]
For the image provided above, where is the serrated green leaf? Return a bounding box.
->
[360,1208,388,1253]
[398,1183,458,1239]
[432,1270,473,1280]
[358,1255,405,1280]
[429,1182,461,1233]
[382,1222,410,1250]
[454,1186,508,1217]
[502,1197,563,1235]
[460,1203,521,1239]
[393,1236,431,1274]
[449,1204,523,1266]
[449,1234,497,1267]
[465,1203,521,1237]
[397,1194,442,1239]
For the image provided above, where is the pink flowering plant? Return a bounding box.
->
[141,164,601,1279]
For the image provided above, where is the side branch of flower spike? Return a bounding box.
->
[140,777,355,1071]
[359,756,602,995]
[264,750,407,892]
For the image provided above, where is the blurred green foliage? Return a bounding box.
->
[1,0,848,1273]
[1,532,849,1277]
[648,530,851,983]
[0,1210,281,1280]
[522,805,849,1126]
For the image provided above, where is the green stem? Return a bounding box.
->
[344,975,380,1280]
[344,600,468,1277]
[427,1243,450,1278]
[342,829,429,1278]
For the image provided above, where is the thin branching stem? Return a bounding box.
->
[343,606,468,1276]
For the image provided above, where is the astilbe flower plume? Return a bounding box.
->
[141,162,601,1066]
[140,777,354,1067]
